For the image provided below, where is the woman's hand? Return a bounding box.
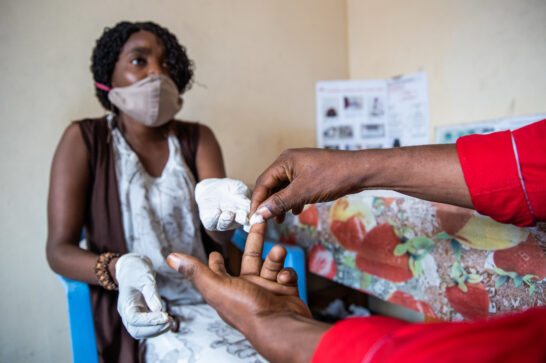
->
[195,178,251,231]
[116,254,173,339]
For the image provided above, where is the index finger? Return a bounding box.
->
[239,222,266,276]
[250,163,289,215]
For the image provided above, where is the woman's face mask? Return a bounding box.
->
[96,74,182,127]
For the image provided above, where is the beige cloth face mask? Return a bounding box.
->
[102,74,183,127]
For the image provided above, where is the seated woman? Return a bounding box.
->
[46,21,260,363]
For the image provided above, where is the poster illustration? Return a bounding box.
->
[316,72,429,150]
[435,113,546,143]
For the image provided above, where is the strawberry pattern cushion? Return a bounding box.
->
[269,191,546,321]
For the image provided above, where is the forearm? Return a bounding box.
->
[46,242,117,285]
[244,313,331,363]
[356,144,473,208]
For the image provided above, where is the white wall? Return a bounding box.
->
[0,1,348,361]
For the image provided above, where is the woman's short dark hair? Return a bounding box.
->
[91,21,194,109]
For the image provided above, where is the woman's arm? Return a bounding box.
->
[46,123,117,284]
[194,124,234,246]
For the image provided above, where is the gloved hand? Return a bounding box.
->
[195,178,251,231]
[116,253,173,339]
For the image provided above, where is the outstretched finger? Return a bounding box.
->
[260,244,287,281]
[239,222,266,276]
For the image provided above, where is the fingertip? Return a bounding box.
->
[208,252,227,274]
[148,311,171,326]
[278,270,290,283]
[166,253,183,272]
[248,220,267,235]
[209,251,223,259]
[278,268,298,285]
[217,210,235,230]
[270,244,287,259]
[208,251,224,264]
[219,210,235,221]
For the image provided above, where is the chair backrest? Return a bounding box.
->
[57,275,99,363]
[231,228,308,303]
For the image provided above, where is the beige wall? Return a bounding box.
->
[346,0,546,322]
[347,0,546,136]
[0,1,348,361]
[2,0,545,361]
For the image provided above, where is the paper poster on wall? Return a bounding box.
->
[435,113,546,144]
[316,71,429,150]
[387,72,430,147]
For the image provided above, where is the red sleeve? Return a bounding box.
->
[456,119,546,226]
[312,308,546,363]
[311,316,409,363]
[511,121,546,223]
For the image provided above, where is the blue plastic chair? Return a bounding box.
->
[231,228,307,304]
[57,275,99,363]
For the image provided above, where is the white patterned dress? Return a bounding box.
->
[110,119,265,363]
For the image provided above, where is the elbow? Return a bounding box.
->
[46,239,63,274]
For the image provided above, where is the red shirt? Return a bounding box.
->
[312,120,546,363]
[456,119,546,226]
[312,307,546,363]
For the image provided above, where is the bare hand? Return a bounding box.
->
[166,223,311,335]
[250,148,362,223]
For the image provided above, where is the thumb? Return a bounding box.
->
[254,183,303,221]
[140,283,163,312]
[167,253,221,294]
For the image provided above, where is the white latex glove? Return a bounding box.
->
[116,253,173,339]
[195,178,251,231]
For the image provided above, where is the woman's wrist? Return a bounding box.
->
[94,252,120,290]
[108,256,119,285]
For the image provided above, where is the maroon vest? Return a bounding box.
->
[77,117,204,363]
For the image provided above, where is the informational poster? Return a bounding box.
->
[387,72,430,147]
[316,72,429,150]
[435,113,546,144]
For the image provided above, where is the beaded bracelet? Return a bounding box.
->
[94,252,120,291]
